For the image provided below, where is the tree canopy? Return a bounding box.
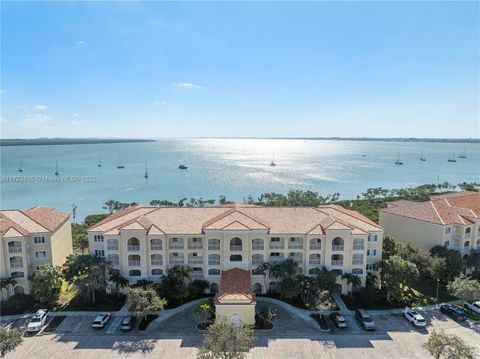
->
[127,287,167,320]
[423,330,476,359]
[31,264,62,307]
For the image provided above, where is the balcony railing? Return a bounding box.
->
[269,257,284,263]
[331,260,343,266]
[11,272,24,279]
[252,244,264,250]
[352,259,364,265]
[170,259,184,265]
[252,259,263,266]
[151,260,163,266]
[309,259,321,265]
[290,258,303,264]
[208,244,220,251]
[8,246,22,254]
[309,244,321,250]
[288,243,303,249]
[188,259,203,265]
[208,260,221,266]
[332,245,344,251]
[9,262,23,269]
[128,260,141,266]
[151,244,162,251]
[128,245,140,251]
[270,243,284,249]
[107,245,119,251]
[169,244,184,250]
[109,260,120,266]
[353,244,364,250]
[188,244,203,250]
[230,245,242,251]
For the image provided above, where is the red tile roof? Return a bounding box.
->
[215,268,256,304]
[1,207,70,235]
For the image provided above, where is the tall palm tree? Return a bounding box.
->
[168,265,193,285]
[0,277,17,298]
[342,273,361,296]
[273,258,299,280]
[256,262,275,293]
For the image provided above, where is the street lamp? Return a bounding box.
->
[436,278,440,300]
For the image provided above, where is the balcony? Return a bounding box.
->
[170,259,184,265]
[309,259,321,265]
[208,259,221,266]
[109,260,120,266]
[10,262,23,269]
[453,232,462,240]
[252,259,262,266]
[128,260,140,267]
[252,244,264,250]
[151,260,163,266]
[230,245,242,251]
[353,244,364,250]
[290,257,303,264]
[269,257,283,263]
[288,243,303,249]
[188,244,203,250]
[309,244,321,250]
[208,244,220,251]
[128,245,140,251]
[107,245,119,251]
[188,259,203,265]
[151,244,162,251]
[10,272,24,279]
[332,245,344,251]
[169,244,184,250]
[331,260,343,266]
[352,259,364,265]
[8,246,22,254]
[270,243,284,250]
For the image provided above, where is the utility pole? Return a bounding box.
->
[72,204,77,224]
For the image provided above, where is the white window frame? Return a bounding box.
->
[367,249,377,257]
[93,234,104,242]
[34,236,46,244]
[94,249,105,257]
[35,250,47,259]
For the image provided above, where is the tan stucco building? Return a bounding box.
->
[0,207,72,299]
[88,203,383,295]
[215,268,256,325]
[379,191,480,256]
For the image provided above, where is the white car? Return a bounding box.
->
[403,309,426,327]
[464,301,480,314]
[472,321,480,333]
[92,313,111,328]
[27,309,48,332]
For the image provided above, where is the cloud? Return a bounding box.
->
[153,100,168,105]
[32,104,48,111]
[173,82,202,89]
[23,113,50,122]
[72,120,88,126]
[76,40,86,47]
[72,113,80,117]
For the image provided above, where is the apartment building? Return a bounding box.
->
[0,207,72,299]
[379,191,480,256]
[88,203,383,295]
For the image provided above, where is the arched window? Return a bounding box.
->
[352,253,364,265]
[151,238,162,251]
[309,253,321,265]
[332,237,344,251]
[465,228,471,234]
[10,271,24,279]
[13,286,25,295]
[464,241,470,248]
[9,256,23,269]
[128,255,141,266]
[252,254,264,266]
[107,254,120,266]
[151,254,163,266]
[332,269,343,276]
[107,238,118,250]
[230,254,242,262]
[151,269,163,276]
[252,238,264,250]
[127,237,140,251]
[129,270,141,277]
[331,254,344,266]
[309,238,321,250]
[208,238,221,250]
[353,238,364,250]
[208,269,221,276]
[352,268,363,275]
[208,254,220,266]
[7,241,22,253]
[230,237,242,251]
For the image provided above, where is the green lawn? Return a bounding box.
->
[410,277,456,304]
[59,294,125,312]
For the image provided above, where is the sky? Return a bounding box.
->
[1,1,479,139]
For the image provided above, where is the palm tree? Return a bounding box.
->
[256,262,275,293]
[168,265,193,285]
[108,271,129,295]
[273,258,299,280]
[342,273,362,296]
[0,277,17,298]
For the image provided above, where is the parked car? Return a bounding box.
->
[355,309,376,330]
[403,309,426,327]
[464,300,480,315]
[27,309,48,332]
[330,312,348,328]
[440,304,467,321]
[92,313,111,328]
[120,316,136,331]
[472,321,480,333]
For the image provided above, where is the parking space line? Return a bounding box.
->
[106,317,122,334]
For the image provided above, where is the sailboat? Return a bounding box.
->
[458,149,467,159]
[54,161,59,176]
[117,155,125,169]
[144,161,149,178]
[270,153,276,166]
[18,158,23,172]
[97,157,102,167]
[394,152,403,165]
[448,152,457,163]
[420,152,426,162]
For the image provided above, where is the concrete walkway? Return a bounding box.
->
[152,297,207,323]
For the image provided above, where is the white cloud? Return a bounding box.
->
[76,40,86,47]
[173,82,202,89]
[32,104,48,111]
[72,113,80,117]
[23,113,50,122]
[154,100,168,105]
[72,120,87,126]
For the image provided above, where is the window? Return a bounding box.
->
[35,251,47,259]
[173,253,178,257]
[93,234,104,242]
[94,249,105,257]
[444,241,450,247]
[33,236,45,244]
[367,249,377,257]
[465,228,471,234]
[270,252,280,257]
[271,237,280,242]
[230,254,242,262]
[192,237,200,242]
[368,234,378,242]
[352,268,363,275]
[464,241,470,248]
[366,264,375,271]
[172,238,178,242]
[445,227,451,234]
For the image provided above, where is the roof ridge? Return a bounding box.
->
[430,201,445,225]
[201,208,237,229]
[18,209,50,232]
[221,220,252,230]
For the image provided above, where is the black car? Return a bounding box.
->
[440,304,467,321]
[120,316,137,331]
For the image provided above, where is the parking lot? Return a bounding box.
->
[3,302,480,359]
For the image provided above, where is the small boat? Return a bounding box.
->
[97,157,102,167]
[54,161,59,176]
[18,158,23,172]
[178,164,187,170]
[144,161,149,178]
[458,149,467,159]
[448,152,457,162]
[117,155,125,169]
[270,153,276,167]
[394,152,403,165]
[420,157,426,162]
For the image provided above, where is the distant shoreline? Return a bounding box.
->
[0,138,156,146]
[197,137,480,144]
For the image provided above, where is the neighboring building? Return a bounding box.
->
[0,207,72,299]
[88,203,383,295]
[214,268,256,325]
[379,191,480,256]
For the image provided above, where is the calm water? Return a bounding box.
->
[1,139,479,220]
